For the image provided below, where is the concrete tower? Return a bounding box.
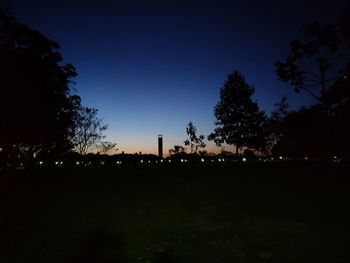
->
[158,135,163,158]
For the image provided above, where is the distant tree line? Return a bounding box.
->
[1,6,349,171]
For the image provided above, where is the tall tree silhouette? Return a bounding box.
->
[72,107,108,155]
[275,22,342,100]
[0,11,80,168]
[208,71,267,155]
[184,121,206,154]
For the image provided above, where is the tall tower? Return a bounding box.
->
[158,135,163,159]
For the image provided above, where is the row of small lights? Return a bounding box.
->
[139,158,224,164]
[38,158,228,166]
[37,157,280,166]
[37,156,341,167]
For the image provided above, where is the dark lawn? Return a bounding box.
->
[0,164,349,263]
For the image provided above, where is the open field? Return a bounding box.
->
[1,164,350,263]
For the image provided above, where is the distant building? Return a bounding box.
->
[158,135,163,158]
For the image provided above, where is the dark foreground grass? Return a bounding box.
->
[0,163,349,263]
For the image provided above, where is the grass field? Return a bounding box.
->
[1,163,349,263]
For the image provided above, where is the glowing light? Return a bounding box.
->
[242,157,247,162]
[218,158,221,162]
[76,161,80,165]
[39,161,43,165]
[279,156,283,160]
[180,159,184,162]
[140,159,144,163]
[201,158,205,162]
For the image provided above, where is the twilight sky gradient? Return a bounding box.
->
[9,0,347,154]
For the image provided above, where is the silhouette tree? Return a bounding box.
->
[97,141,118,155]
[0,10,80,168]
[265,97,290,152]
[272,69,350,159]
[208,71,267,155]
[275,20,350,159]
[72,107,108,155]
[169,145,186,155]
[275,22,342,100]
[184,121,206,154]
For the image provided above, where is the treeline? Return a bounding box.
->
[172,21,350,161]
[0,9,349,171]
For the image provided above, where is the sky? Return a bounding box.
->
[7,0,348,154]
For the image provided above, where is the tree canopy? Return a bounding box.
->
[0,11,80,167]
[72,107,108,155]
[208,71,267,154]
[275,22,343,100]
[273,19,350,160]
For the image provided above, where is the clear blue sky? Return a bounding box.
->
[9,0,347,154]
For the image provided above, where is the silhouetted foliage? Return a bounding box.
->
[169,145,186,155]
[272,106,326,158]
[0,11,80,168]
[272,85,350,159]
[72,107,108,155]
[265,97,290,152]
[243,149,257,161]
[97,141,118,155]
[198,150,208,156]
[321,63,350,158]
[183,121,206,154]
[208,71,267,154]
[276,22,342,99]
[274,21,350,160]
